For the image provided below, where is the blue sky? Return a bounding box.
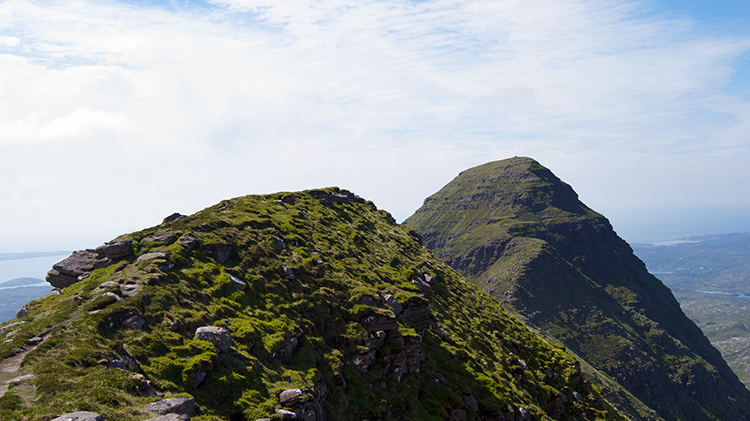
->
[0,0,749,252]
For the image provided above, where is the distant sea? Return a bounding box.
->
[604,206,750,245]
[0,252,70,284]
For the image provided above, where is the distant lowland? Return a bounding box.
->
[632,232,750,388]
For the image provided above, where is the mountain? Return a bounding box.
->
[0,188,623,421]
[404,157,750,421]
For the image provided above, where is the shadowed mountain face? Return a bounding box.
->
[405,157,750,421]
[0,188,623,421]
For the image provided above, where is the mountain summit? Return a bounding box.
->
[405,157,750,421]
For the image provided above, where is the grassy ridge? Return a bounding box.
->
[0,188,621,421]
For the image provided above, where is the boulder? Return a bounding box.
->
[383,294,403,316]
[144,396,196,415]
[178,236,198,250]
[137,251,174,270]
[16,307,28,319]
[411,278,431,295]
[94,240,133,259]
[281,266,295,280]
[271,236,285,251]
[46,250,111,288]
[144,235,177,244]
[144,414,189,421]
[122,315,145,330]
[195,326,232,353]
[308,189,364,206]
[463,394,479,412]
[279,388,312,406]
[229,275,247,291]
[51,412,105,421]
[162,213,187,224]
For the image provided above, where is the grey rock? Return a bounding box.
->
[277,331,301,362]
[279,388,311,406]
[46,269,80,289]
[137,251,174,270]
[308,189,364,206]
[0,321,26,334]
[53,250,110,277]
[272,236,285,251]
[275,409,297,419]
[185,371,205,388]
[122,315,145,330]
[230,274,247,291]
[137,251,172,263]
[411,278,431,295]
[383,294,403,316]
[353,350,377,373]
[97,281,120,290]
[401,304,434,327]
[145,396,196,415]
[102,292,122,302]
[94,240,133,259]
[144,414,189,421]
[202,244,232,263]
[121,284,142,298]
[281,266,295,280]
[16,307,28,318]
[463,394,479,412]
[27,336,44,346]
[144,234,177,244]
[360,314,398,333]
[195,326,232,353]
[51,412,105,421]
[162,213,187,224]
[178,236,198,250]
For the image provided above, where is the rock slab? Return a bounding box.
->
[144,396,196,415]
[52,412,105,421]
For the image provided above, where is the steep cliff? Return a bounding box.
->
[0,188,622,421]
[404,157,750,421]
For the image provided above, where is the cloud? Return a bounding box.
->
[0,0,749,250]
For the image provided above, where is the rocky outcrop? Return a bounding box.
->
[162,213,187,224]
[144,396,196,416]
[46,240,133,289]
[277,383,327,421]
[308,189,364,207]
[51,412,105,421]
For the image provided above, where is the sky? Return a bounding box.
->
[1,0,749,254]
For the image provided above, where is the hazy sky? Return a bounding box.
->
[1,0,749,252]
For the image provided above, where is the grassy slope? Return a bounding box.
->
[0,188,622,421]
[405,157,750,421]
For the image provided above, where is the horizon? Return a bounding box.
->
[1,0,749,253]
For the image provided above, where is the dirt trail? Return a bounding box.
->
[0,327,55,398]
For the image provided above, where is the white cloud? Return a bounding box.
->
[0,0,749,251]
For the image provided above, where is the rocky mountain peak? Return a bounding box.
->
[405,158,750,421]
